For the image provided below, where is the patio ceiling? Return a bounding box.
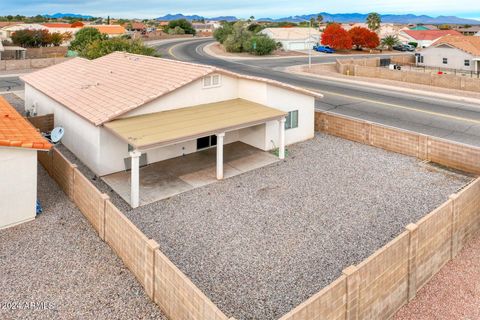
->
[104,98,286,151]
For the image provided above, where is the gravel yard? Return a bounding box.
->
[0,166,166,320]
[394,233,480,320]
[59,133,472,320]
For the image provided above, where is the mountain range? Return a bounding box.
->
[156,12,480,24]
[43,13,94,19]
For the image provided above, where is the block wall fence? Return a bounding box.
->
[32,113,480,320]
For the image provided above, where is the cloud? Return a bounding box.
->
[1,0,479,19]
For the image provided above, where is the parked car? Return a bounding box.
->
[313,45,335,53]
[393,44,415,52]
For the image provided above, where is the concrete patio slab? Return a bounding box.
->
[102,142,278,206]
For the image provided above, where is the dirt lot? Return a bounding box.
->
[394,233,480,320]
[0,166,166,320]
[57,133,471,320]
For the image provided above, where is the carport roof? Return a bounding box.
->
[104,98,286,150]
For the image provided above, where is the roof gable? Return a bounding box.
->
[21,52,322,126]
[431,35,480,56]
[402,29,462,41]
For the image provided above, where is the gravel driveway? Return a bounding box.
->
[0,166,166,320]
[59,133,471,320]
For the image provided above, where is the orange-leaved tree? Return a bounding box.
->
[348,26,380,49]
[321,23,352,50]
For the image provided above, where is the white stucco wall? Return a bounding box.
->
[25,73,316,176]
[418,46,476,71]
[0,148,37,230]
[25,84,101,174]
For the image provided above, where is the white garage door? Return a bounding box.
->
[288,42,306,51]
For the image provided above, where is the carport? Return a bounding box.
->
[104,99,287,207]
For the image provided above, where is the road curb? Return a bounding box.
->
[286,65,480,106]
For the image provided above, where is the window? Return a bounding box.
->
[285,110,299,130]
[418,55,424,63]
[203,74,221,88]
[465,60,470,67]
[442,58,448,64]
[196,135,217,150]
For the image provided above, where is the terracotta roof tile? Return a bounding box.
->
[402,29,462,41]
[431,35,480,56]
[90,25,126,35]
[21,52,322,126]
[0,96,52,150]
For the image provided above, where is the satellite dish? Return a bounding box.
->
[50,127,65,144]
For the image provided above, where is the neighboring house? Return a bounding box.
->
[125,22,147,32]
[399,29,462,47]
[0,23,46,41]
[342,23,407,39]
[456,26,480,36]
[192,23,215,33]
[260,27,321,51]
[89,25,126,37]
[416,35,480,72]
[21,52,321,207]
[0,96,52,229]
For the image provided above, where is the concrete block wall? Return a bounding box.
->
[0,57,69,71]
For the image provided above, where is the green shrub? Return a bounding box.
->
[247,35,277,55]
[79,38,157,59]
[69,27,107,51]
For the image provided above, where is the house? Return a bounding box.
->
[0,23,46,41]
[89,25,126,37]
[125,21,147,32]
[342,23,407,39]
[0,96,51,229]
[260,27,321,51]
[399,29,462,48]
[192,23,215,34]
[21,52,322,207]
[416,35,480,72]
[456,26,480,36]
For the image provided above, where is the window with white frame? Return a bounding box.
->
[203,74,221,88]
[465,60,470,67]
[285,110,299,130]
[442,58,448,64]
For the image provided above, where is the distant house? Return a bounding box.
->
[260,27,321,51]
[399,29,462,48]
[192,23,215,34]
[416,35,480,72]
[21,52,321,207]
[456,26,480,36]
[342,23,407,40]
[0,23,46,41]
[0,96,51,229]
[125,22,147,32]
[89,25,126,37]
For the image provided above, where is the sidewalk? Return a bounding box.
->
[394,233,480,320]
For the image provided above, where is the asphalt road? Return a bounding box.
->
[154,38,480,147]
[0,76,24,92]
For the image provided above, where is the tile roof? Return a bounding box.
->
[402,29,462,41]
[431,35,480,56]
[43,23,73,28]
[0,96,52,150]
[21,52,323,126]
[90,25,126,35]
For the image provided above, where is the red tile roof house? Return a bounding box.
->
[21,52,322,208]
[0,96,51,229]
[399,29,462,48]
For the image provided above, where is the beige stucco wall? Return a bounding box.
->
[0,147,37,230]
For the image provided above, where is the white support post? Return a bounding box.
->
[130,150,141,208]
[216,133,225,180]
[279,118,286,160]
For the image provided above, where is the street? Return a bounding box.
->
[154,38,480,147]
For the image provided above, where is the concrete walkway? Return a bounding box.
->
[102,142,278,206]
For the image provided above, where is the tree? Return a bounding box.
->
[310,17,315,27]
[69,27,107,51]
[223,21,252,53]
[244,35,277,55]
[167,19,196,35]
[348,26,380,49]
[321,23,352,50]
[213,22,234,43]
[50,32,64,46]
[366,12,381,32]
[168,26,185,35]
[380,35,400,50]
[79,38,157,59]
[11,29,54,47]
[317,14,323,25]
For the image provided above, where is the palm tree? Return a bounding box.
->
[381,35,400,50]
[366,12,381,32]
[309,17,315,27]
[317,14,323,25]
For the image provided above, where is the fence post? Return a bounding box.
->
[343,265,360,320]
[145,239,160,300]
[449,194,460,258]
[98,194,109,241]
[406,223,418,301]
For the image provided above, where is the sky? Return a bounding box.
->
[1,0,479,20]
